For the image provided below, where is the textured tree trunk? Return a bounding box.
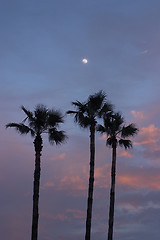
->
[108,139,117,240]
[31,134,43,240]
[85,124,95,240]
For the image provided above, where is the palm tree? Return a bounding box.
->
[6,104,67,240]
[97,112,138,240]
[67,91,113,240]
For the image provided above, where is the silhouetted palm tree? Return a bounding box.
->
[97,112,138,240]
[67,91,113,240]
[6,105,67,240]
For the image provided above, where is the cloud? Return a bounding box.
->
[98,134,107,141]
[50,153,66,161]
[130,123,160,161]
[118,150,132,158]
[94,164,110,188]
[41,208,86,223]
[41,181,55,190]
[131,110,146,120]
[59,175,87,190]
[118,201,160,214]
[81,161,160,191]
[66,209,85,219]
[117,168,160,190]
[140,49,149,55]
[134,124,160,146]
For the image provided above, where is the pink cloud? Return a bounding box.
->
[94,165,109,179]
[59,175,87,190]
[98,134,107,140]
[50,153,66,161]
[118,150,132,158]
[131,110,146,120]
[134,124,160,146]
[117,173,160,190]
[41,181,55,189]
[94,164,110,188]
[140,49,149,54]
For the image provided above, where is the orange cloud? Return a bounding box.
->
[118,150,132,158]
[60,175,87,190]
[95,166,107,179]
[98,134,107,140]
[94,164,110,188]
[41,181,55,189]
[134,124,160,145]
[117,173,160,190]
[131,110,145,120]
[50,153,66,161]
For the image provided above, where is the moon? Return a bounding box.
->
[82,58,88,64]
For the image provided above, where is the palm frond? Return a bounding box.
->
[66,110,78,115]
[88,90,106,114]
[34,105,48,119]
[101,115,119,136]
[107,112,124,135]
[48,128,67,145]
[32,104,49,132]
[119,139,132,149]
[98,102,114,118]
[96,124,106,134]
[103,116,113,134]
[67,109,91,128]
[113,112,124,125]
[121,124,139,138]
[6,123,35,136]
[21,106,34,122]
[72,101,87,112]
[76,113,91,128]
[106,137,114,146]
[47,110,64,127]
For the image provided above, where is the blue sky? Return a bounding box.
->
[1,1,160,240]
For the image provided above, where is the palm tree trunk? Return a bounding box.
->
[31,134,43,240]
[108,140,117,240]
[85,124,95,240]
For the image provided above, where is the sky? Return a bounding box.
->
[1,0,160,239]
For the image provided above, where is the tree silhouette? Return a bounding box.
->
[97,112,138,240]
[6,105,67,240]
[67,91,113,240]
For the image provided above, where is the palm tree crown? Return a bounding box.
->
[97,112,138,149]
[6,104,67,144]
[67,90,113,128]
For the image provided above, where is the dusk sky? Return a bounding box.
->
[1,1,160,240]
